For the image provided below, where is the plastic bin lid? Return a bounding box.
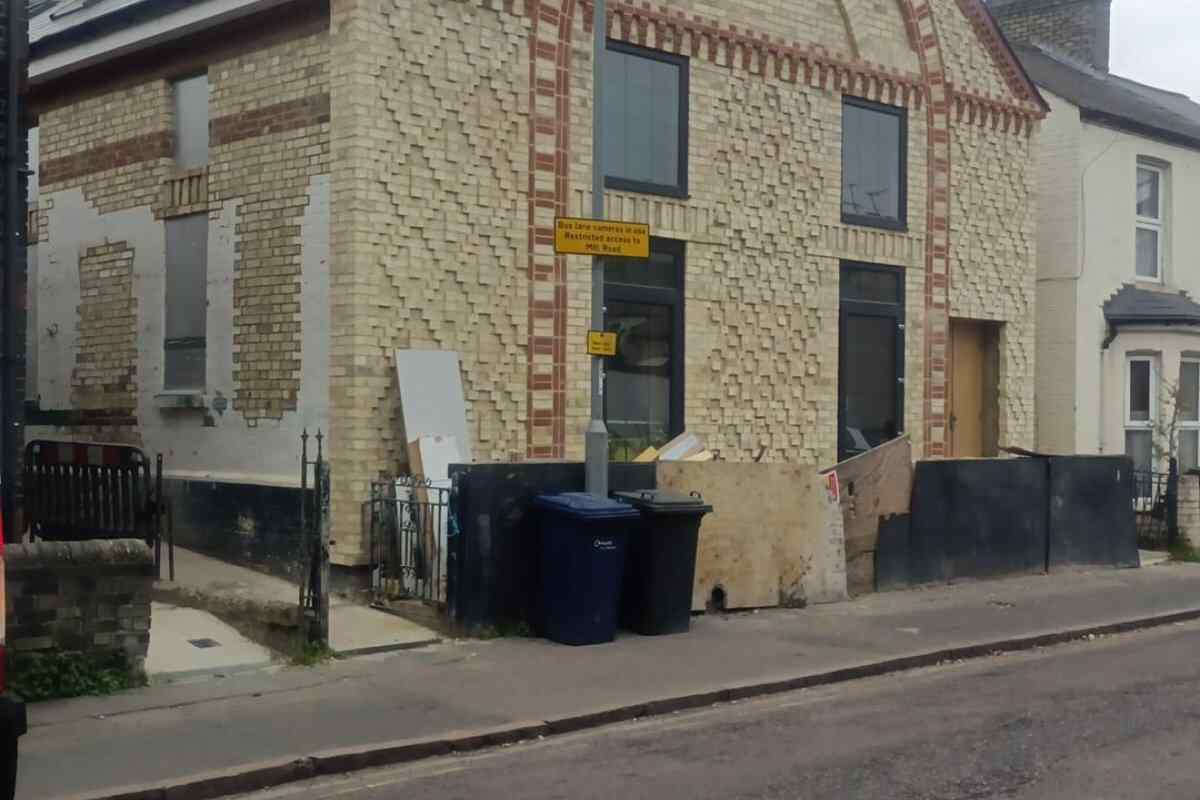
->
[533,492,642,520]
[613,489,714,515]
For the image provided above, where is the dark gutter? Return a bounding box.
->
[1102,316,1200,349]
[1103,314,1200,343]
[31,0,193,58]
[29,0,299,89]
[1107,318,1200,326]
[1081,108,1200,153]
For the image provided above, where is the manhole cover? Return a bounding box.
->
[188,638,222,649]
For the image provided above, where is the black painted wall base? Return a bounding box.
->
[878,456,1138,591]
[448,462,655,633]
[165,478,310,583]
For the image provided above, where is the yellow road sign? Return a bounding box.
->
[554,217,650,258]
[587,330,618,357]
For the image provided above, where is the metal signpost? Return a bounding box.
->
[554,0,650,498]
[585,0,609,498]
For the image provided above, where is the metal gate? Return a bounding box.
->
[1133,461,1178,550]
[367,475,452,607]
[299,430,330,647]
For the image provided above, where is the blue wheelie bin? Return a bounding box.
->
[534,493,640,645]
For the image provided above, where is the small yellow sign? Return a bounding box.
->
[554,217,650,258]
[587,330,618,357]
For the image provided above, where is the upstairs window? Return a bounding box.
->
[601,41,688,198]
[1136,162,1165,281]
[173,74,210,169]
[842,97,907,231]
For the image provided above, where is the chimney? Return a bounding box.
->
[990,0,1112,72]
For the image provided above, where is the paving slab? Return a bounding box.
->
[329,605,440,655]
[146,603,277,680]
[22,563,1200,800]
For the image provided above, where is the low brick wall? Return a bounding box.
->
[6,539,155,675]
[1180,472,1200,550]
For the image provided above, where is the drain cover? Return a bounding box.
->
[188,638,221,649]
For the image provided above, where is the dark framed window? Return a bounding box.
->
[601,41,688,198]
[841,97,907,231]
[164,213,208,391]
[838,262,905,461]
[604,239,685,461]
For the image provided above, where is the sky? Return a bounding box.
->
[1109,0,1200,100]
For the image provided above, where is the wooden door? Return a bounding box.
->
[950,320,999,458]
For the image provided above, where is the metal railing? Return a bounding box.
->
[299,429,330,647]
[23,439,174,579]
[1133,461,1178,550]
[367,475,451,608]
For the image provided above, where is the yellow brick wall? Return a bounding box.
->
[208,29,331,421]
[72,242,137,411]
[680,0,854,53]
[328,0,532,562]
[841,0,922,72]
[929,0,1012,97]
[38,82,172,215]
[948,119,1038,450]
[564,47,930,465]
[327,0,1041,559]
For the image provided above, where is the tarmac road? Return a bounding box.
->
[246,620,1200,800]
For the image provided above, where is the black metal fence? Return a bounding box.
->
[299,430,330,646]
[22,440,174,579]
[1133,461,1178,550]
[367,475,451,608]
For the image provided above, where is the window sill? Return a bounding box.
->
[841,214,908,233]
[154,392,206,410]
[604,177,689,201]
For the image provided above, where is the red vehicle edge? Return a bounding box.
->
[0,501,26,799]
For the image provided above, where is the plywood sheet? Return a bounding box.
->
[407,435,461,488]
[830,436,913,596]
[656,462,847,612]
[393,350,471,461]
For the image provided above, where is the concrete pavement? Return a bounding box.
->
[145,602,275,680]
[155,548,440,657]
[25,562,1200,800]
[249,619,1200,799]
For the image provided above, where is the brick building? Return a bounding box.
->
[25,0,1045,567]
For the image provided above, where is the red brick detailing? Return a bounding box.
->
[578,1,1044,130]
[210,93,331,146]
[40,131,171,186]
[899,0,953,458]
[955,0,1048,113]
[525,1,575,459]
[953,85,1037,135]
[583,1,927,110]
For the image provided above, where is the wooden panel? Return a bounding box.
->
[951,320,988,458]
[655,462,847,611]
[831,436,914,596]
